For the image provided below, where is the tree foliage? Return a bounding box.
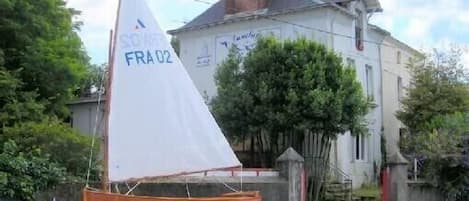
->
[212,37,369,201]
[213,37,369,145]
[75,63,107,98]
[397,48,469,134]
[2,120,100,181]
[0,140,66,201]
[0,0,98,198]
[0,68,46,127]
[398,48,469,200]
[0,0,90,118]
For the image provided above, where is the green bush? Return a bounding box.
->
[0,140,65,201]
[2,119,100,181]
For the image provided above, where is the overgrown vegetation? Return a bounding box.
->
[0,0,99,200]
[398,48,469,200]
[2,120,100,181]
[0,140,66,200]
[212,37,370,201]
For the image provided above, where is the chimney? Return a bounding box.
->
[225,0,270,15]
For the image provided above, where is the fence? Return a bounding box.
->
[380,152,444,201]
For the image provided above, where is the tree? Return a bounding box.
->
[0,68,45,127]
[397,48,469,200]
[397,48,469,135]
[0,0,97,198]
[2,119,100,182]
[75,63,107,98]
[212,37,369,201]
[0,0,90,118]
[0,140,66,201]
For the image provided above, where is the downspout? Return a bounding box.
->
[377,37,384,168]
[329,9,337,51]
[328,8,339,175]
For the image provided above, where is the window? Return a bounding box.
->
[399,128,406,138]
[355,9,364,51]
[397,51,402,64]
[65,113,73,127]
[365,65,374,99]
[354,135,366,161]
[397,76,403,101]
[346,58,356,69]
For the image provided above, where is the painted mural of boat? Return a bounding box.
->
[83,0,261,200]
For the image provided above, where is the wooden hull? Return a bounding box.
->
[83,188,262,201]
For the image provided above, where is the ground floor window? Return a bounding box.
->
[354,134,366,161]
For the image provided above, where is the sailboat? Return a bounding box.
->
[83,0,262,200]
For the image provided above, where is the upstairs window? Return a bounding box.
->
[397,51,402,64]
[397,76,403,101]
[365,65,374,100]
[355,9,364,51]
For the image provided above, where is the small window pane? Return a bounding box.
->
[397,76,403,100]
[397,51,401,64]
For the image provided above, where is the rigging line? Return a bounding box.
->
[115,183,121,194]
[213,176,239,192]
[185,178,191,198]
[85,68,107,186]
[190,0,413,52]
[208,170,240,192]
[125,182,142,195]
[125,182,131,192]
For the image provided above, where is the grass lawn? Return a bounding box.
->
[353,185,380,200]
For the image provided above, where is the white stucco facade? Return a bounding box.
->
[68,98,105,136]
[171,1,383,187]
[375,34,421,158]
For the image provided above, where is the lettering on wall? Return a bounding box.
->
[215,28,281,64]
[196,40,211,67]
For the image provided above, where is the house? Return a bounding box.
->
[369,25,423,158]
[67,96,105,136]
[65,0,421,189]
[168,0,384,187]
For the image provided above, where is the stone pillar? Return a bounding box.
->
[277,147,305,201]
[388,151,409,201]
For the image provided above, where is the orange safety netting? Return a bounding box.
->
[83,188,262,201]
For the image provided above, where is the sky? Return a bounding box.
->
[66,0,469,65]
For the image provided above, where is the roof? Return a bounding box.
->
[369,24,424,57]
[168,0,376,34]
[68,96,106,105]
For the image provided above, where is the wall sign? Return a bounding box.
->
[215,28,281,64]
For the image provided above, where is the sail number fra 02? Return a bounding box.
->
[120,33,173,66]
[124,50,172,66]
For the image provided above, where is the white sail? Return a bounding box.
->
[107,0,241,182]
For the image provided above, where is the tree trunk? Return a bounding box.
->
[250,134,255,166]
[257,132,265,167]
[305,131,332,201]
[242,133,246,151]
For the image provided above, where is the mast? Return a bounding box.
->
[102,0,122,192]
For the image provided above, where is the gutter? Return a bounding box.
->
[168,3,354,35]
[68,97,106,105]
